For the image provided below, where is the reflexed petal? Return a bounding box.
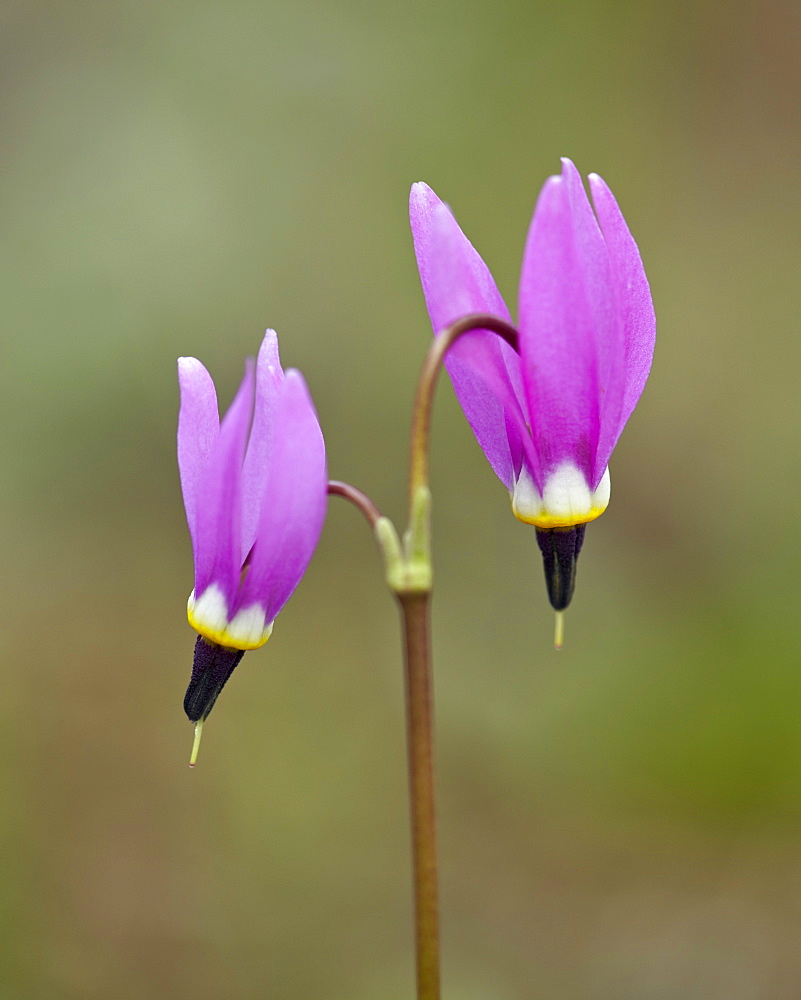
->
[518,159,624,490]
[192,362,255,609]
[410,183,513,335]
[238,369,327,622]
[240,330,285,562]
[410,182,531,490]
[589,172,656,471]
[177,358,219,550]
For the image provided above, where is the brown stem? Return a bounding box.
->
[327,478,438,997]
[408,313,519,505]
[397,313,518,998]
[397,592,439,1000]
[330,315,518,999]
[327,479,383,528]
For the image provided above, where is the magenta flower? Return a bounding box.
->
[177,331,327,724]
[410,158,655,611]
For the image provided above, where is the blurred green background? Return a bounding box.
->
[2,0,800,996]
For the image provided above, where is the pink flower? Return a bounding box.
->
[410,158,655,609]
[177,331,326,721]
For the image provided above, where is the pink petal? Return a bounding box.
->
[238,369,327,623]
[589,172,656,471]
[192,362,255,609]
[240,331,285,563]
[518,159,624,489]
[177,357,220,550]
[410,182,531,490]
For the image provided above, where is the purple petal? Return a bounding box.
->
[518,159,624,489]
[177,357,220,552]
[237,369,327,623]
[240,331,285,563]
[589,172,656,470]
[192,362,255,610]
[410,182,532,490]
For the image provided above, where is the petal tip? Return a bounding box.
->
[560,157,584,187]
[257,329,282,373]
[282,366,307,389]
[559,156,580,177]
[410,181,442,217]
[280,369,325,446]
[587,172,611,198]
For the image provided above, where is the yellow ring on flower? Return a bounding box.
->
[187,584,274,650]
[511,505,608,530]
[511,463,611,530]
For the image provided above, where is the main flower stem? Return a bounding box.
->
[326,315,519,1000]
[399,314,519,1000]
[329,479,439,998]
[397,591,439,1000]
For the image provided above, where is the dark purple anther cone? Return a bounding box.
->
[535,525,586,612]
[183,636,246,723]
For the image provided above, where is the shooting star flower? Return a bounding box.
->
[410,158,655,637]
[177,331,326,757]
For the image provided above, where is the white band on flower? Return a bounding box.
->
[187,584,274,650]
[511,462,611,529]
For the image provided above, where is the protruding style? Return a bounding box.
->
[177,331,327,749]
[409,160,655,619]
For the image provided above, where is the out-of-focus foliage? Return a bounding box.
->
[2,0,800,996]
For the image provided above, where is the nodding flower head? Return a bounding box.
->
[410,158,655,616]
[177,331,326,729]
